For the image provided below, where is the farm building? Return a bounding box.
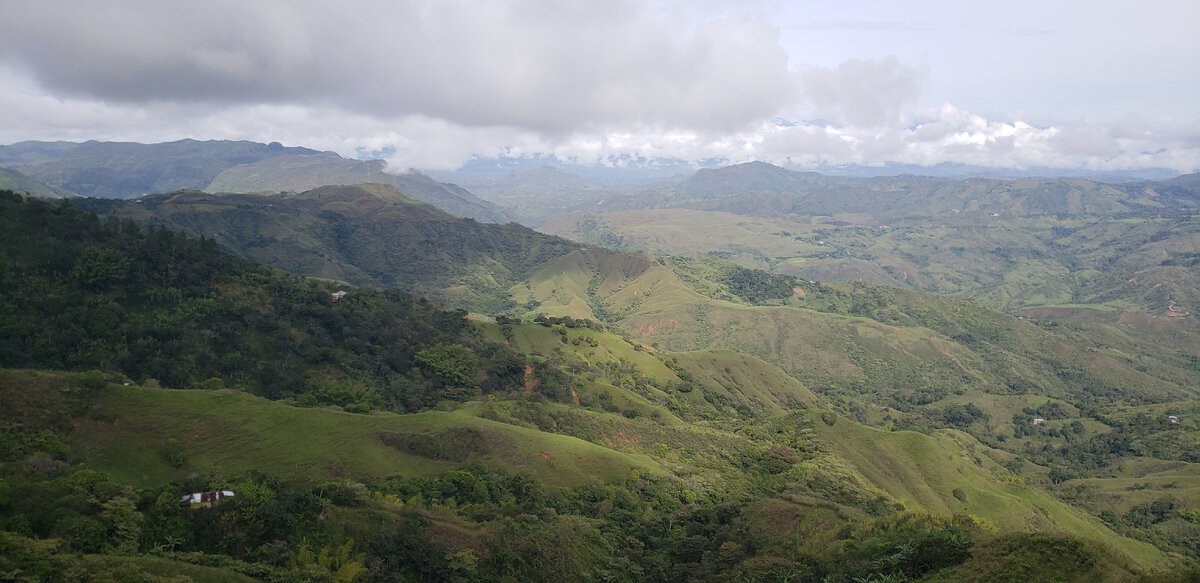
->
[180,489,235,508]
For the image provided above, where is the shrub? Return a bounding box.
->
[81,370,107,390]
[162,438,186,468]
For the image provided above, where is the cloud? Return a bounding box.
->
[1108,113,1151,140]
[747,104,1200,173]
[2,63,1196,174]
[1050,125,1119,157]
[790,20,934,32]
[796,56,926,127]
[0,0,795,133]
[0,2,1195,174]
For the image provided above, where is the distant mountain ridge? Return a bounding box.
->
[438,165,634,226]
[674,161,851,199]
[573,161,1199,219]
[0,167,71,198]
[544,162,1200,315]
[207,152,514,223]
[0,140,81,166]
[9,139,319,198]
[1,139,514,222]
[430,153,1184,184]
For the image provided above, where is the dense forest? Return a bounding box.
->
[2,191,1199,581]
[0,191,531,410]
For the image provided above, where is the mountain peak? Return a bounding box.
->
[299,182,419,204]
[293,183,453,220]
[678,161,825,199]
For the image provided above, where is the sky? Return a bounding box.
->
[1,0,1198,174]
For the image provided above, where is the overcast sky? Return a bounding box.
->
[1,0,1197,173]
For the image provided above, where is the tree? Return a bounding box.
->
[415,344,478,386]
[71,247,130,288]
[101,495,143,554]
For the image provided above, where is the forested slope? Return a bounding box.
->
[3,191,1196,580]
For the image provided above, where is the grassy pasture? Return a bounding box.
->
[67,384,663,489]
[808,414,1167,570]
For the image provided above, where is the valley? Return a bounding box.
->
[1,146,1199,581]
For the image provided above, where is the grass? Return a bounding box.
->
[807,414,1167,571]
[0,530,263,583]
[542,209,820,270]
[512,251,600,319]
[672,350,822,414]
[487,319,824,419]
[512,237,1198,420]
[72,554,263,583]
[68,384,663,489]
[1068,463,1200,515]
[541,207,1200,316]
[493,319,678,385]
[4,368,1180,573]
[619,297,995,404]
[922,532,1140,583]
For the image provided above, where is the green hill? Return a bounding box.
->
[0,189,499,401]
[508,251,1200,510]
[79,184,577,312]
[512,251,1198,398]
[68,381,662,490]
[73,185,1200,434]
[543,192,1200,315]
[0,367,1178,578]
[68,185,1199,435]
[206,153,514,223]
[7,189,1200,578]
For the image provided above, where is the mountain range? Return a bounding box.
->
[0,139,512,222]
[542,162,1200,316]
[1,140,1199,581]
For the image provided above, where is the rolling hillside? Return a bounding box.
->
[544,209,1200,315]
[75,184,1200,419]
[509,250,1200,403]
[8,188,1199,577]
[1,365,1174,580]
[79,184,574,312]
[541,162,1200,318]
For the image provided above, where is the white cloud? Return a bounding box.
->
[1050,126,1120,158]
[746,105,1200,173]
[0,1,1195,174]
[796,56,926,127]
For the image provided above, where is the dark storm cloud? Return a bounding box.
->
[0,0,796,132]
